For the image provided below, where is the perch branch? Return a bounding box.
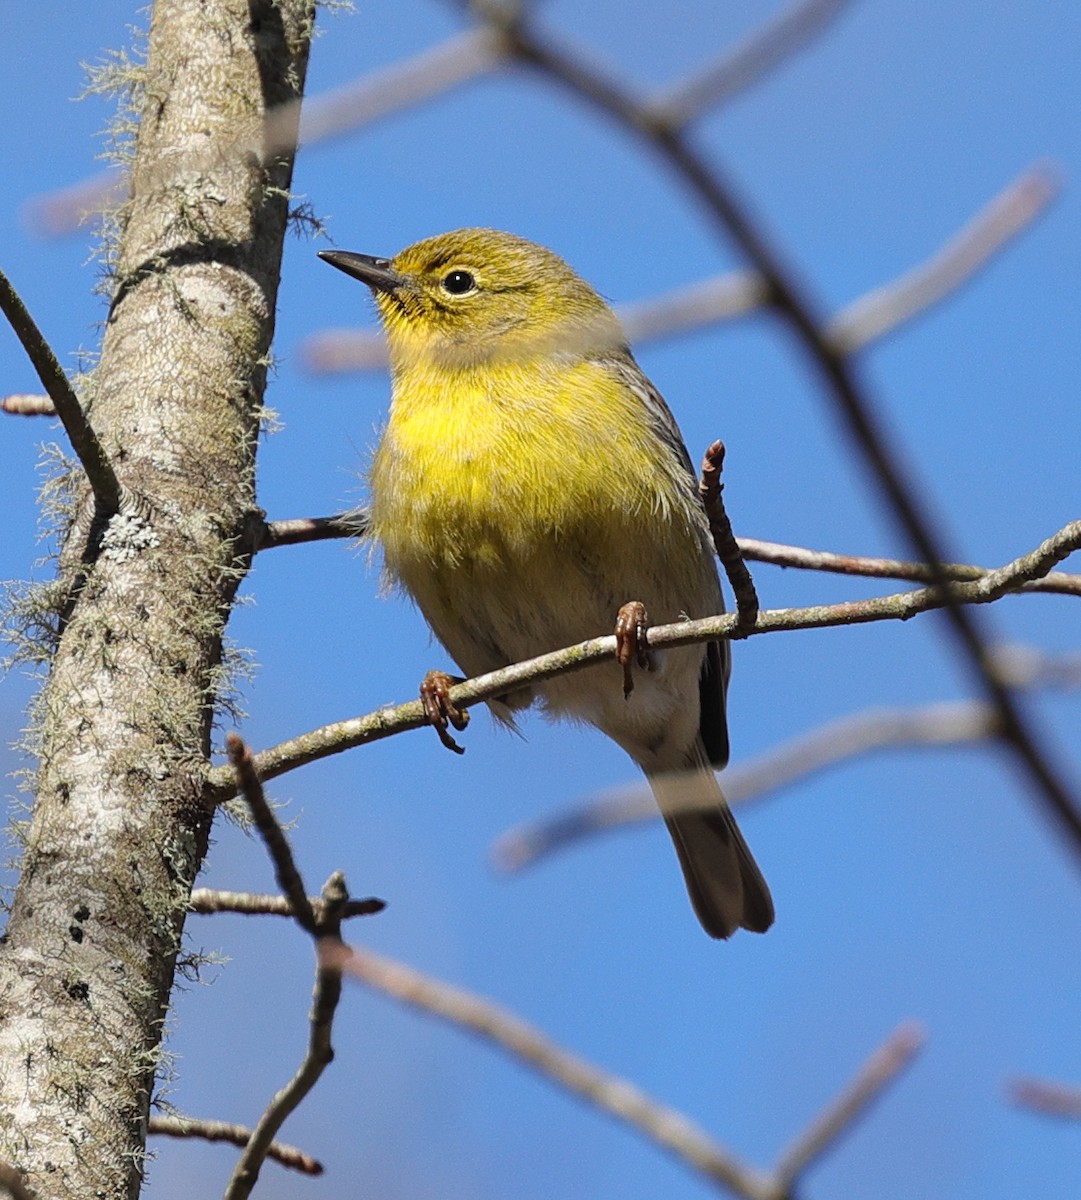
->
[204,523,1081,804]
[0,267,122,516]
[148,1115,322,1175]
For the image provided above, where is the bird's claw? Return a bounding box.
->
[615,600,653,697]
[420,669,469,754]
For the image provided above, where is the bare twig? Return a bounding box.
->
[618,269,767,342]
[302,163,1051,375]
[1,393,55,416]
[253,509,1081,603]
[223,873,348,1200]
[258,514,365,549]
[0,1162,35,1200]
[225,733,317,934]
[0,267,122,516]
[29,29,510,238]
[738,536,1081,598]
[494,700,1001,870]
[328,943,777,1200]
[496,644,1081,869]
[479,4,1081,863]
[148,1115,322,1175]
[188,887,384,919]
[205,523,1081,803]
[648,0,855,128]
[775,1023,925,1185]
[299,26,508,147]
[303,269,766,375]
[222,738,350,1200]
[827,166,1059,353]
[699,440,758,621]
[1011,1077,1081,1121]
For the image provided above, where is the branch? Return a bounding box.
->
[775,1023,925,1186]
[221,736,350,1200]
[225,733,316,934]
[0,267,122,516]
[827,166,1059,353]
[223,871,347,1200]
[1010,1077,1081,1121]
[0,1163,35,1200]
[301,165,1050,376]
[205,523,1081,804]
[327,943,777,1200]
[699,440,758,621]
[475,4,1081,864]
[148,1115,322,1176]
[1,393,55,416]
[28,28,508,239]
[494,699,1002,871]
[252,510,1081,603]
[495,645,1081,870]
[648,0,855,128]
[738,536,1081,598]
[188,887,384,919]
[302,269,766,375]
[257,514,364,549]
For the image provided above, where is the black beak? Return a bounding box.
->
[318,250,404,294]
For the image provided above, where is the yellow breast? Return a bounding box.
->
[370,355,688,570]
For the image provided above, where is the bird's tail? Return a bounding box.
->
[647,750,774,939]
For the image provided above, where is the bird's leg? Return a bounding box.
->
[420,668,469,754]
[614,600,654,698]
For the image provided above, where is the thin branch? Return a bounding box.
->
[480,4,1081,865]
[188,887,384,919]
[28,29,508,239]
[298,26,508,147]
[0,267,122,516]
[617,269,767,342]
[774,1023,925,1185]
[223,872,348,1200]
[258,514,364,549]
[827,166,1059,353]
[1,393,55,416]
[1010,1077,1081,1121]
[327,943,777,1200]
[225,733,317,934]
[699,440,758,621]
[302,269,766,375]
[148,1116,322,1176]
[494,700,1001,871]
[648,0,855,128]
[302,163,1051,374]
[0,1163,35,1200]
[205,523,1081,803]
[252,511,1081,603]
[495,644,1081,870]
[738,536,1081,598]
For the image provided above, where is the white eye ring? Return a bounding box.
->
[441,269,477,295]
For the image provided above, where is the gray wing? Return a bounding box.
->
[601,350,732,768]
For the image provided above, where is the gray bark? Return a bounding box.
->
[0,2,315,1195]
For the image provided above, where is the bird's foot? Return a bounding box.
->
[420,669,469,754]
[615,600,654,698]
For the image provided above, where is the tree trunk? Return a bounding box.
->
[0,2,314,1195]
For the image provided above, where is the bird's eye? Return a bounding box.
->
[441,270,476,295]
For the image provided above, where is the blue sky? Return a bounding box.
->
[3,3,1081,1198]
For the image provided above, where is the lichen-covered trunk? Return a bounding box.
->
[0,2,314,1195]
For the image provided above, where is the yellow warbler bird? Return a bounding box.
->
[320,228,773,939]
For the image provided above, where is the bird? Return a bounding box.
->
[319,228,773,939]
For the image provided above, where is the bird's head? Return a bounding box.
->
[319,228,625,370]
